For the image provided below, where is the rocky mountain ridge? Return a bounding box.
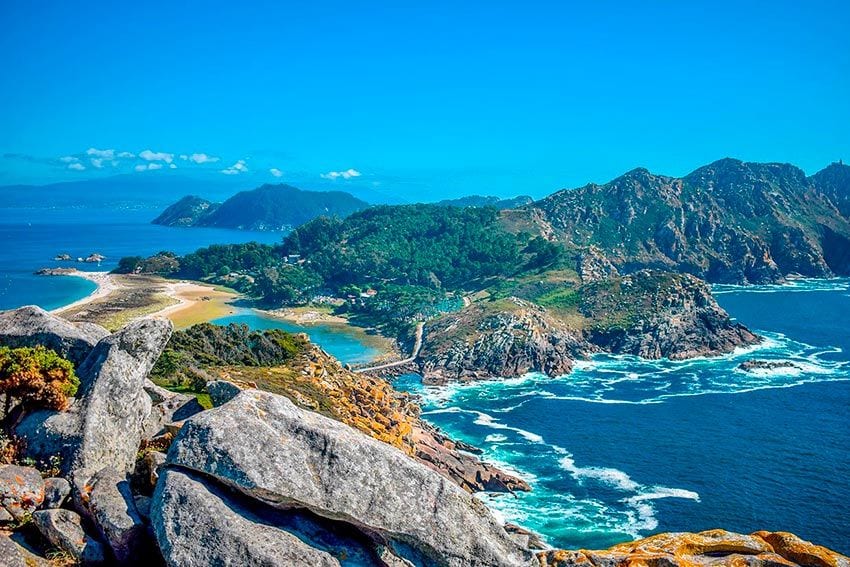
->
[529,159,850,284]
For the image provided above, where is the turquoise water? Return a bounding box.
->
[213,309,379,366]
[0,207,281,311]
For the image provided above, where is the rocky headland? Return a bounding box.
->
[414,270,759,383]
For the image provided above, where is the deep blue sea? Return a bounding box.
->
[396,279,850,554]
[0,207,280,311]
[1,207,847,554]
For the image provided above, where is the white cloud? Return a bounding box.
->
[139,149,174,163]
[221,159,248,175]
[86,147,115,159]
[169,163,177,169]
[134,163,163,172]
[68,162,85,171]
[321,168,362,180]
[117,151,135,158]
[90,158,104,169]
[269,168,283,178]
[189,153,219,164]
[59,156,79,163]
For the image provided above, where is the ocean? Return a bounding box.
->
[395,279,850,554]
[1,207,847,554]
[0,207,280,311]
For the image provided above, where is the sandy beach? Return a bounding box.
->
[50,270,239,330]
[51,271,116,314]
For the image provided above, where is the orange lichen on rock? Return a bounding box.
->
[537,529,849,567]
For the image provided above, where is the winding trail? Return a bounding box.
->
[355,322,424,373]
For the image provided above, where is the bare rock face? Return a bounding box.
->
[579,270,760,360]
[0,305,108,365]
[537,529,849,567]
[32,508,107,565]
[40,477,71,509]
[0,534,28,567]
[576,246,619,283]
[157,389,533,567]
[72,318,172,481]
[73,467,147,564]
[418,298,593,383]
[413,425,531,493]
[0,465,45,523]
[206,379,242,407]
[154,468,379,567]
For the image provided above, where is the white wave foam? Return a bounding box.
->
[485,433,508,443]
[559,455,640,491]
[472,411,545,443]
[712,278,850,295]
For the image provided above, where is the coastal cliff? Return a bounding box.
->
[415,270,759,382]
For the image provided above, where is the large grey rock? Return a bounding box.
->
[0,534,27,567]
[72,318,172,482]
[41,477,71,509]
[74,467,147,564]
[143,379,176,404]
[206,380,241,407]
[0,305,108,365]
[153,468,369,567]
[142,392,203,440]
[166,389,532,567]
[32,508,107,565]
[0,464,45,522]
[14,408,80,473]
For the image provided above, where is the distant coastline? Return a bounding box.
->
[39,269,239,330]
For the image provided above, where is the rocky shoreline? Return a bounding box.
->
[410,270,760,384]
[0,305,846,565]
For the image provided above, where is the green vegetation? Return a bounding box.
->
[153,184,369,231]
[118,203,575,338]
[282,205,524,290]
[151,323,308,391]
[0,346,78,429]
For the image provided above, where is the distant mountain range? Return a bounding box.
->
[527,159,850,284]
[0,174,244,209]
[434,195,533,209]
[152,184,370,231]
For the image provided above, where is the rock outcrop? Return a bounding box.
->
[738,359,801,373]
[0,305,108,365]
[415,270,759,381]
[197,343,528,494]
[417,297,593,383]
[32,508,107,564]
[72,318,172,480]
[0,464,44,522]
[579,270,760,360]
[154,468,382,567]
[538,529,849,567]
[157,389,533,567]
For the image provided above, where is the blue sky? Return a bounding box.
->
[1,1,849,200]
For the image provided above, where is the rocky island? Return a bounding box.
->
[153,184,369,231]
